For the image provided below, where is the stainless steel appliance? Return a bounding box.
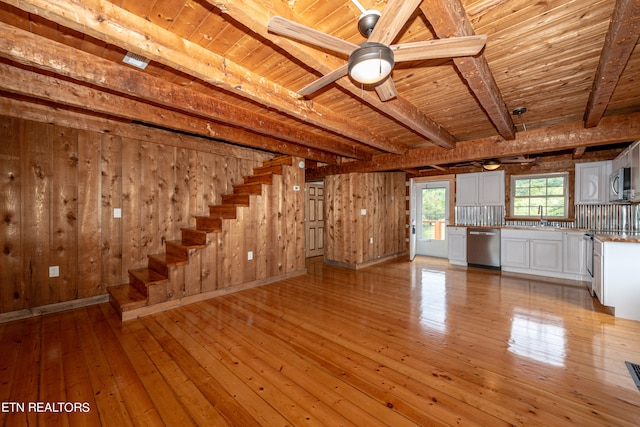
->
[467,228,501,269]
[609,167,631,202]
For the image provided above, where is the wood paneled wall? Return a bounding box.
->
[0,115,305,314]
[324,172,406,268]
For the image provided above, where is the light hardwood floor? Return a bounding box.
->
[1,256,639,426]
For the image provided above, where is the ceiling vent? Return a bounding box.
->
[122,52,150,70]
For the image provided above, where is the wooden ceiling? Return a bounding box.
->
[1,0,639,178]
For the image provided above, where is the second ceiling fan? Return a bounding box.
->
[267,0,487,101]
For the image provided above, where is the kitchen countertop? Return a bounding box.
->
[593,231,640,243]
[450,225,640,243]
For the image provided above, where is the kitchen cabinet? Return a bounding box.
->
[575,160,611,204]
[631,141,640,202]
[530,239,563,272]
[447,226,467,266]
[501,229,562,273]
[455,171,505,206]
[501,228,589,281]
[593,237,640,322]
[562,231,587,277]
[501,236,529,269]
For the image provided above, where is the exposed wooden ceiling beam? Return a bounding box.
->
[419,0,517,140]
[0,21,365,162]
[0,66,342,164]
[584,0,640,128]
[210,0,457,149]
[306,112,640,179]
[6,0,406,155]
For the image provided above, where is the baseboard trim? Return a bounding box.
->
[121,268,307,321]
[325,252,406,270]
[0,295,110,324]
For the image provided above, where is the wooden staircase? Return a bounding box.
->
[107,156,293,319]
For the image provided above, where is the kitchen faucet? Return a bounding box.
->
[538,205,549,226]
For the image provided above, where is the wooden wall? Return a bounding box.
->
[0,115,305,315]
[324,172,406,268]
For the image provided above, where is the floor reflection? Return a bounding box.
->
[509,310,566,367]
[418,268,447,333]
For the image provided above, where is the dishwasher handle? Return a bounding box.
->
[469,231,498,236]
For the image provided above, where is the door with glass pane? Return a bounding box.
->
[413,181,450,258]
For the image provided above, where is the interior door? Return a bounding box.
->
[413,180,450,258]
[305,183,324,257]
[409,179,416,261]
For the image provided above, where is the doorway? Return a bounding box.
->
[305,182,324,257]
[410,180,451,258]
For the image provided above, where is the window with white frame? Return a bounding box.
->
[510,172,568,218]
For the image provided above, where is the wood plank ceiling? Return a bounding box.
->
[0,0,639,177]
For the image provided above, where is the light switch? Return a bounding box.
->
[247,251,253,261]
[113,208,122,218]
[49,266,60,278]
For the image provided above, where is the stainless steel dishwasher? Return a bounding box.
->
[466,228,501,269]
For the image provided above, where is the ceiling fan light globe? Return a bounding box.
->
[348,43,394,85]
[482,159,501,171]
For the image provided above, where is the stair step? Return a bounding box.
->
[262,156,292,168]
[244,173,273,185]
[221,194,250,207]
[148,252,189,274]
[233,183,263,195]
[108,284,147,314]
[208,204,237,219]
[195,216,222,231]
[253,164,284,176]
[129,268,168,296]
[181,228,208,246]
[166,240,190,261]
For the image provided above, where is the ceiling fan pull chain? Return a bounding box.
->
[351,0,367,15]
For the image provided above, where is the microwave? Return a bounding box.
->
[609,167,631,202]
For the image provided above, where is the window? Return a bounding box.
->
[511,172,568,218]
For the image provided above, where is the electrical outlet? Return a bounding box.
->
[113,208,122,218]
[49,266,60,278]
[247,251,253,261]
[361,209,367,215]
[369,237,374,244]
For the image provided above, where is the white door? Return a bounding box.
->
[413,180,450,258]
[409,179,417,261]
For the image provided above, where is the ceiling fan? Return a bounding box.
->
[452,156,538,170]
[267,0,487,101]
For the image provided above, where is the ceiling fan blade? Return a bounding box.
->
[298,65,349,96]
[268,16,357,57]
[368,0,422,45]
[375,78,398,101]
[500,157,536,164]
[391,35,487,62]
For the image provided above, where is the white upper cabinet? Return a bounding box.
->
[455,171,505,206]
[630,141,640,202]
[575,160,611,204]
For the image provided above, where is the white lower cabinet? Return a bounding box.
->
[530,239,563,272]
[562,231,587,277]
[447,226,467,266]
[501,229,589,282]
[594,238,640,322]
[501,237,529,269]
